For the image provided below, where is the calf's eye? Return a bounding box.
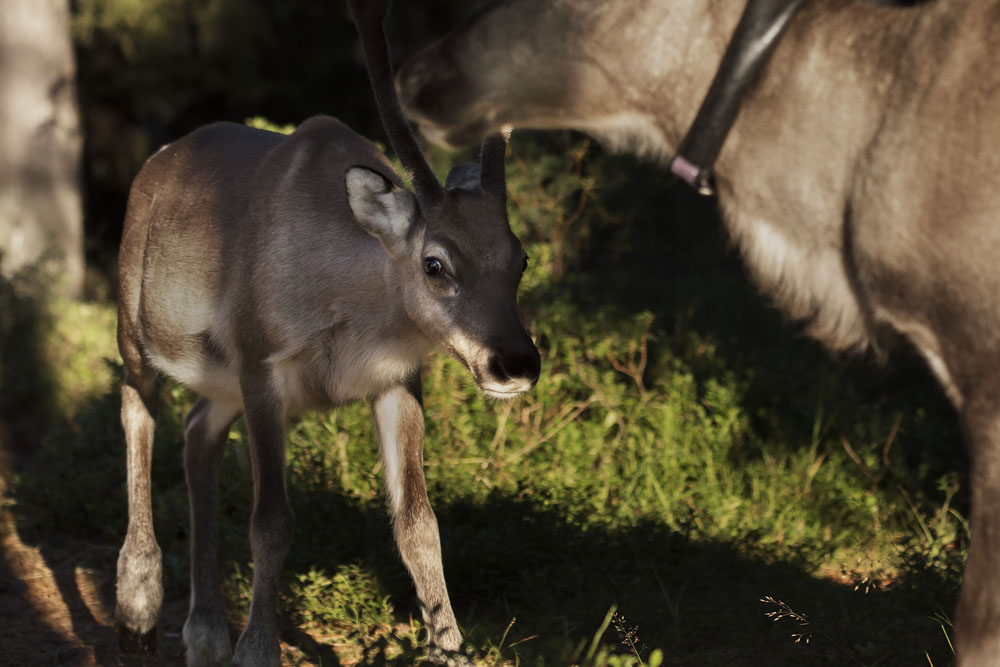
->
[424,257,443,276]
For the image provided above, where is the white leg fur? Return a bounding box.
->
[115,380,163,640]
[372,384,471,666]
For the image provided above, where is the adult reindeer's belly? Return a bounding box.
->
[721,198,872,354]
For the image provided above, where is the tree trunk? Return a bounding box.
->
[0,0,84,298]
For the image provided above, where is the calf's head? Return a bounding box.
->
[346,133,540,399]
[348,0,539,399]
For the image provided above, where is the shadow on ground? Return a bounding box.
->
[2,390,961,666]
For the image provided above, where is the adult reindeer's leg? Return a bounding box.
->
[232,376,293,667]
[182,397,241,666]
[955,395,1000,666]
[372,377,468,666]
[115,354,162,653]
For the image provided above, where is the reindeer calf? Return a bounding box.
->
[114,6,537,666]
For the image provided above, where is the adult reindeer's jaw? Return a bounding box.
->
[397,56,492,150]
[397,85,488,149]
[417,122,486,151]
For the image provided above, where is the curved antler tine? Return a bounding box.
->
[348,0,444,205]
[479,124,511,201]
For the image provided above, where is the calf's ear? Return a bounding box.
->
[346,166,418,257]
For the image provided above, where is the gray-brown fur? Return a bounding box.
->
[396,0,1000,664]
[113,1,539,664]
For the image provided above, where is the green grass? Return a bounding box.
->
[3,134,967,666]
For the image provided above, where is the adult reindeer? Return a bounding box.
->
[112,0,538,663]
[397,0,1000,664]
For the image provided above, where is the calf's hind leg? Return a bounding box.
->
[232,377,294,667]
[115,361,162,653]
[182,397,241,666]
[372,379,469,666]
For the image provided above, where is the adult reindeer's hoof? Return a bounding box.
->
[117,624,157,655]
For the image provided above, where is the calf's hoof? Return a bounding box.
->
[183,612,232,666]
[428,645,474,667]
[117,624,157,654]
[232,629,281,667]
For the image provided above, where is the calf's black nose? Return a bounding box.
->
[488,344,541,385]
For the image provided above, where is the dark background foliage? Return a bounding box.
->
[73,0,481,272]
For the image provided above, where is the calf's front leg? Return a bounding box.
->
[372,378,469,666]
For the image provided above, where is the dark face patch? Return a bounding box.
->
[399,184,538,395]
[419,188,523,308]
